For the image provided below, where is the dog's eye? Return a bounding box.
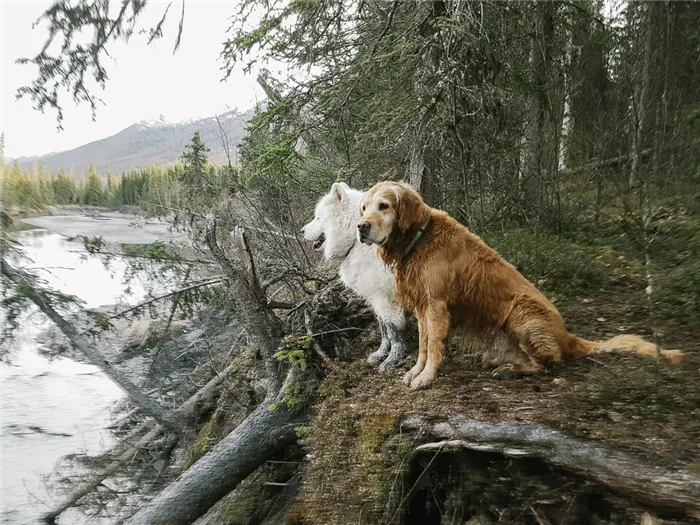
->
[361,205,366,213]
[378,202,389,211]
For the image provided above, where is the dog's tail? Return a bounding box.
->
[566,333,683,363]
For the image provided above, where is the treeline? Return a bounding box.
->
[1,134,237,210]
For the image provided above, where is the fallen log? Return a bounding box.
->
[122,385,304,525]
[405,415,700,518]
[42,425,165,524]
[558,148,652,176]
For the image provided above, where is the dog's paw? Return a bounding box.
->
[403,364,424,385]
[378,349,405,373]
[491,363,517,379]
[377,358,395,373]
[409,370,436,391]
[367,347,389,364]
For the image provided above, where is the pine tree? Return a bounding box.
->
[180,131,212,208]
[83,163,104,206]
[105,167,117,205]
[53,169,76,204]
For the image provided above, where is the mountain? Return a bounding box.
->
[14,108,258,176]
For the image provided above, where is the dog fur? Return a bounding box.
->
[357,181,682,390]
[302,182,407,371]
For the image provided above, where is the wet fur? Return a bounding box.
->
[359,181,682,390]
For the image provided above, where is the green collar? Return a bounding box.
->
[402,217,431,260]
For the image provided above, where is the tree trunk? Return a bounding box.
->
[123,389,304,525]
[407,1,445,202]
[1,260,183,435]
[406,415,700,518]
[629,2,654,190]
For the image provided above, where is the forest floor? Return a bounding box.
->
[295,274,700,525]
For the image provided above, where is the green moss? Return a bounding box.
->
[297,362,421,525]
[216,471,269,524]
[295,425,311,439]
[358,413,396,462]
[181,409,222,471]
[270,334,318,411]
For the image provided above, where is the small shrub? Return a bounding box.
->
[656,261,700,326]
[485,228,608,295]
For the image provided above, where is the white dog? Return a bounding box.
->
[302,182,407,371]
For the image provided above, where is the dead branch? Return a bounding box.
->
[102,276,226,322]
[204,214,284,388]
[304,310,336,370]
[405,415,700,518]
[268,300,300,310]
[122,376,305,525]
[41,358,241,522]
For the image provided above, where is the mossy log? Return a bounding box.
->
[405,415,700,519]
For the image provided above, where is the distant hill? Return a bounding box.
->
[13,108,258,176]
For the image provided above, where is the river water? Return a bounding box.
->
[1,228,161,524]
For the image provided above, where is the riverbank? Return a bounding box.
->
[16,207,188,245]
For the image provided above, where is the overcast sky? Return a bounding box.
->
[1,1,271,159]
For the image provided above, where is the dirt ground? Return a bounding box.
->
[296,280,700,525]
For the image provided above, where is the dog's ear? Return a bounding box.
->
[331,182,348,201]
[396,184,427,231]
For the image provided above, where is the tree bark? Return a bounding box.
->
[1,260,183,435]
[123,388,304,525]
[405,415,700,518]
[629,2,654,190]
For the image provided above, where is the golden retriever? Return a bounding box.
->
[357,181,682,390]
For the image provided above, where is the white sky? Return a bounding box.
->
[1,0,272,159]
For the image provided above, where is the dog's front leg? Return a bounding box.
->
[378,321,407,373]
[403,311,428,385]
[367,318,391,364]
[410,302,450,390]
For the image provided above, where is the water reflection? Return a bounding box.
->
[1,229,165,524]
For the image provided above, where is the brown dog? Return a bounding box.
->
[357,181,682,390]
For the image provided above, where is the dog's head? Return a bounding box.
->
[302,182,361,260]
[357,181,429,246]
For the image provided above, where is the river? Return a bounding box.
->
[1,223,172,524]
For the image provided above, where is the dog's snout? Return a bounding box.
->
[357,222,370,236]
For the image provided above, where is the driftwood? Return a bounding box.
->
[405,415,700,518]
[40,359,238,522]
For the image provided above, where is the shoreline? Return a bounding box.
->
[18,209,188,245]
